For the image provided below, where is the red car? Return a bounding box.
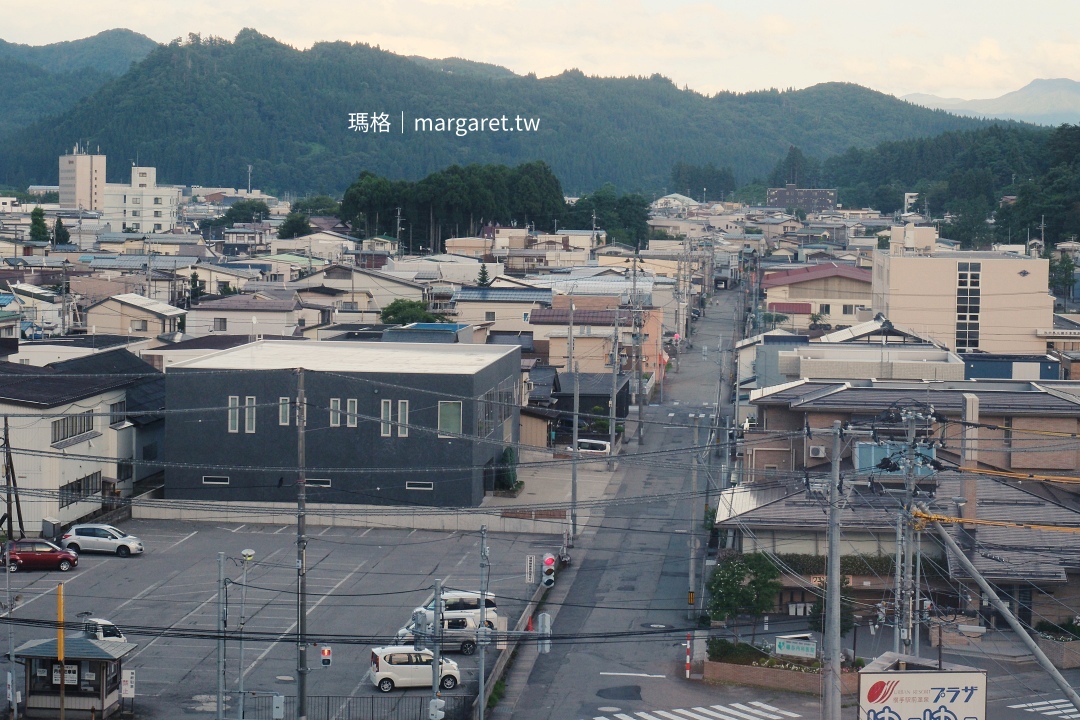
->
[6,540,78,572]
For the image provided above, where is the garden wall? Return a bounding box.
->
[703,661,858,695]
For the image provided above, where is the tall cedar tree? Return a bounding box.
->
[29,207,49,243]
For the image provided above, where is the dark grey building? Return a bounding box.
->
[766,184,838,213]
[164,341,521,507]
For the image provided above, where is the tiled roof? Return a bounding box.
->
[528,308,632,326]
[0,362,131,407]
[761,263,872,288]
[767,302,812,314]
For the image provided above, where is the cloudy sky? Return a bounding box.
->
[5,0,1079,99]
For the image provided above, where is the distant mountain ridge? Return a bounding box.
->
[903,78,1080,126]
[0,28,157,75]
[0,29,996,194]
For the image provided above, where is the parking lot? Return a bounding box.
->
[1,518,552,717]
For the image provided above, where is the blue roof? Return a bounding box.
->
[453,287,551,303]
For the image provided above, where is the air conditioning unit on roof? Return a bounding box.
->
[809,445,827,458]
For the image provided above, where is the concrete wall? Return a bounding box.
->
[703,661,857,695]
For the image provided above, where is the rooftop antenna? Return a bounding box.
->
[247,165,253,195]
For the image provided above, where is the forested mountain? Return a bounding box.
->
[821,123,1080,245]
[0,29,158,140]
[0,29,157,75]
[407,56,519,80]
[0,29,992,195]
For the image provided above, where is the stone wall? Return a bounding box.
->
[703,661,858,695]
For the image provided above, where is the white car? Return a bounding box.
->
[369,645,459,693]
[79,618,127,642]
[60,524,144,557]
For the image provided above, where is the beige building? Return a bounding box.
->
[59,147,106,211]
[762,263,872,331]
[84,293,185,338]
[872,249,1053,353]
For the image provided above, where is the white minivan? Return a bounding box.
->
[396,615,483,655]
[369,645,460,692]
[417,590,498,627]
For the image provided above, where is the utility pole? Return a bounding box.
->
[823,420,843,720]
[901,410,917,653]
[430,578,443,699]
[217,551,225,720]
[569,298,578,540]
[237,549,254,720]
[688,414,700,621]
[632,248,644,443]
[608,310,620,471]
[478,528,490,720]
[295,369,309,720]
[3,417,16,720]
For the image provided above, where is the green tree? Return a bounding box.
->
[278,212,311,239]
[806,578,856,638]
[52,218,70,245]
[706,552,781,642]
[29,207,49,243]
[476,264,490,287]
[380,298,443,324]
[292,195,340,216]
[189,271,204,301]
[1050,253,1077,299]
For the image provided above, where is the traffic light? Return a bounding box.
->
[429,697,446,720]
[320,646,332,667]
[541,553,556,588]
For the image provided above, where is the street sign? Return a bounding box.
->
[860,670,986,720]
[775,636,817,659]
[121,669,135,698]
[525,555,535,584]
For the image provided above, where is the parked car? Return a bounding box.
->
[60,524,144,557]
[564,439,611,457]
[395,615,483,655]
[369,646,459,692]
[6,540,78,572]
[415,590,498,627]
[78,618,127,642]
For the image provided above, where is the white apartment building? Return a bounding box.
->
[103,166,184,233]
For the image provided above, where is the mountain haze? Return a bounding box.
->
[0,29,995,194]
[0,29,157,75]
[903,79,1080,126]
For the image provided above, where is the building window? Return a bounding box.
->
[131,210,140,217]
[142,442,158,461]
[307,478,331,488]
[154,197,162,205]
[51,410,95,444]
[213,318,227,332]
[153,210,162,218]
[956,262,982,352]
[330,398,341,427]
[438,401,462,437]
[202,476,230,485]
[342,301,358,311]
[398,400,409,437]
[347,398,358,427]
[228,396,240,433]
[842,305,854,315]
[116,461,133,482]
[818,304,831,315]
[132,197,140,204]
[523,312,530,322]
[244,396,256,433]
[1003,417,1013,448]
[109,401,127,427]
[131,319,147,332]
[131,223,140,230]
[59,471,102,508]
[279,397,290,426]
[406,481,434,491]
[154,223,162,231]
[485,311,496,321]
[381,399,392,437]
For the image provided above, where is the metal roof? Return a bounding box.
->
[453,287,552,303]
[15,637,136,660]
[89,293,186,318]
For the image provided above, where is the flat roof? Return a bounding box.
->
[172,340,518,374]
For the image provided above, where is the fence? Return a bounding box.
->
[243,694,471,720]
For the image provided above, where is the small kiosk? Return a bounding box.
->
[15,637,136,718]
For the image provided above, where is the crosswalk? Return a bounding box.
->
[1008,699,1080,719]
[589,700,802,720]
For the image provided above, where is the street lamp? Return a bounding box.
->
[237,549,255,720]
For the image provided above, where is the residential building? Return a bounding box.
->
[164,341,521,506]
[58,147,106,211]
[762,263,872,331]
[872,249,1053,353]
[450,287,552,334]
[101,166,184,232]
[83,293,186,338]
[185,292,331,338]
[766,184,837,213]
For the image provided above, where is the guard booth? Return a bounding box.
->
[15,637,136,718]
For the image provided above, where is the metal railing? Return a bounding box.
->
[243,694,470,720]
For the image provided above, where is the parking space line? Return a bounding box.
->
[164,530,198,551]
[128,589,222,661]
[243,558,369,678]
[112,569,184,613]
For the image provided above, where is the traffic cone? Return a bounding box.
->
[527,615,533,632]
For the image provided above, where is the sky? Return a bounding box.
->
[4,0,1080,99]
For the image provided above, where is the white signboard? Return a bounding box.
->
[525,555,535,584]
[121,669,135,699]
[859,671,986,720]
[775,637,817,659]
[51,664,77,685]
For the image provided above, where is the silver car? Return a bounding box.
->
[60,524,144,557]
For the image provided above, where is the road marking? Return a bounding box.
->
[636,714,664,720]
[598,672,666,678]
[276,526,290,534]
[718,705,771,720]
[672,710,716,720]
[653,712,687,720]
[128,590,221,660]
[750,703,800,718]
[164,530,198,551]
[691,708,741,720]
[732,703,782,719]
[231,524,246,533]
[614,715,637,720]
[112,569,184,612]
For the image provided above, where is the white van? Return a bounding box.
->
[565,439,611,456]
[417,590,498,626]
[396,615,482,655]
[369,646,459,692]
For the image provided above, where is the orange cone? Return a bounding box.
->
[527,615,533,631]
